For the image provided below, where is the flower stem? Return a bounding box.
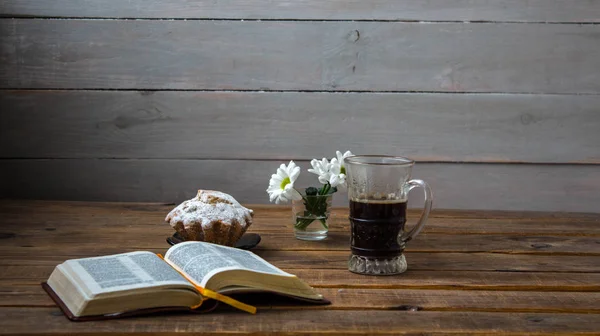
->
[295,192,331,231]
[319,218,328,229]
[319,183,331,195]
[294,218,315,230]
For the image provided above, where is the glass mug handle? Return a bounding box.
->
[399,179,433,244]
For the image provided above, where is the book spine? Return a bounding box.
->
[156,254,256,314]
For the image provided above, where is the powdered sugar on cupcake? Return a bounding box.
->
[165,190,254,246]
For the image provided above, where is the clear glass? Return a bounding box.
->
[345,155,433,275]
[292,194,332,241]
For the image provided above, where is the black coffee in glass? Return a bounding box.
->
[345,155,432,275]
[349,199,407,258]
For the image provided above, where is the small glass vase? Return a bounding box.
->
[292,194,332,241]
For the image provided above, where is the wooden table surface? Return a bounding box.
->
[1,200,600,335]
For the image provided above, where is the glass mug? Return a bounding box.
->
[344,155,433,275]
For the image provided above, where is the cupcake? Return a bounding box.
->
[165,190,254,246]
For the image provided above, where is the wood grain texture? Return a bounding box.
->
[256,251,600,272]
[1,202,598,334]
[1,307,599,334]
[2,20,600,93]
[3,231,599,255]
[293,270,600,291]
[3,200,599,237]
[3,200,600,220]
[2,0,600,22]
[2,160,600,211]
[2,250,599,272]
[2,285,599,314]
[3,266,600,292]
[2,201,599,254]
[2,91,599,163]
[191,251,600,272]
[5,214,600,236]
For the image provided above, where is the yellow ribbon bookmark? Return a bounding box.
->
[156,254,256,314]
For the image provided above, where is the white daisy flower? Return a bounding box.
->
[336,150,354,176]
[328,158,347,189]
[307,158,332,185]
[266,160,302,204]
[329,150,353,189]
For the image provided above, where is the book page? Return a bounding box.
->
[66,251,192,295]
[165,241,290,287]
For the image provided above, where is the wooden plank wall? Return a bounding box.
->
[1,1,599,211]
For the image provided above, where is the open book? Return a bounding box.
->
[43,241,328,321]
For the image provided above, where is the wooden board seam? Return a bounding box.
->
[5,248,599,256]
[3,88,600,96]
[1,303,598,315]
[309,285,600,292]
[2,158,600,167]
[3,159,600,166]
[4,281,600,292]
[3,0,600,23]
[3,15,600,25]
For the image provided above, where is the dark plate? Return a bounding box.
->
[166,232,261,250]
